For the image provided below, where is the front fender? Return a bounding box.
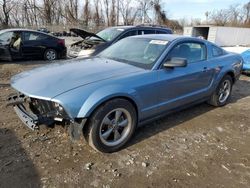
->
[77,84,140,118]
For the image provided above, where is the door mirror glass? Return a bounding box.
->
[163,57,187,68]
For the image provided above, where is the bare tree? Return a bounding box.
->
[243,2,250,25]
[209,9,230,26]
[82,0,90,26]
[103,0,110,26]
[110,0,116,26]
[0,0,16,28]
[92,0,105,26]
[138,0,152,24]
[228,4,241,26]
[69,0,78,23]
[119,0,138,25]
[153,0,168,25]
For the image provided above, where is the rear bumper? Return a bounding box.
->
[59,48,67,59]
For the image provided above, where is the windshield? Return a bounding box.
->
[90,28,124,41]
[98,38,169,69]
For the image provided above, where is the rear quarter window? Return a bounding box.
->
[212,45,224,57]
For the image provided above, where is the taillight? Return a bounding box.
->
[58,39,65,46]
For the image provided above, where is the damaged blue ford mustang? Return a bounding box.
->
[8,34,242,152]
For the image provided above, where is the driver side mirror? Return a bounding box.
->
[163,57,188,68]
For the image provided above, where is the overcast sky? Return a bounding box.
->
[163,0,250,20]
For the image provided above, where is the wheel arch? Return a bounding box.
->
[76,90,141,121]
[225,71,236,83]
[88,96,139,120]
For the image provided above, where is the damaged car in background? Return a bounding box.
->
[0,29,67,61]
[68,25,173,58]
[8,34,242,153]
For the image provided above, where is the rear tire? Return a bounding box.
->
[44,49,57,61]
[208,75,233,107]
[85,99,137,153]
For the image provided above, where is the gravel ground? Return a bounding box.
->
[0,60,250,188]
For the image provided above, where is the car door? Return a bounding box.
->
[0,31,14,61]
[156,41,215,113]
[21,31,46,57]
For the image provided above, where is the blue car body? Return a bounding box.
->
[9,35,242,130]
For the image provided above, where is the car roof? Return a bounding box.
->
[0,28,57,38]
[0,28,54,35]
[109,25,172,31]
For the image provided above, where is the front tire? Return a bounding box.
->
[208,75,233,107]
[44,49,57,61]
[85,99,137,153]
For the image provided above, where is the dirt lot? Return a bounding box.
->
[0,60,250,188]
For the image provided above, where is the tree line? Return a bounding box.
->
[0,0,182,31]
[1,0,250,31]
[207,2,250,27]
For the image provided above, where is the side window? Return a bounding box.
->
[23,32,48,41]
[167,42,206,63]
[212,45,224,57]
[138,30,156,35]
[0,32,14,43]
[119,30,137,40]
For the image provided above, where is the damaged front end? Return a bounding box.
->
[68,28,106,58]
[68,39,105,58]
[7,93,70,130]
[7,92,87,141]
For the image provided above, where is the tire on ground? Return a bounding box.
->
[84,98,137,153]
[208,75,233,107]
[44,49,57,61]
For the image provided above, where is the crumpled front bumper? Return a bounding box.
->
[7,93,55,130]
[7,93,87,140]
[13,104,40,130]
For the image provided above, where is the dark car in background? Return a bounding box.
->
[0,29,67,61]
[68,25,173,58]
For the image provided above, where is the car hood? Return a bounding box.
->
[11,58,144,100]
[70,28,106,42]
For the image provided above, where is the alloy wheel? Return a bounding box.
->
[218,79,231,103]
[46,50,56,60]
[99,108,132,147]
